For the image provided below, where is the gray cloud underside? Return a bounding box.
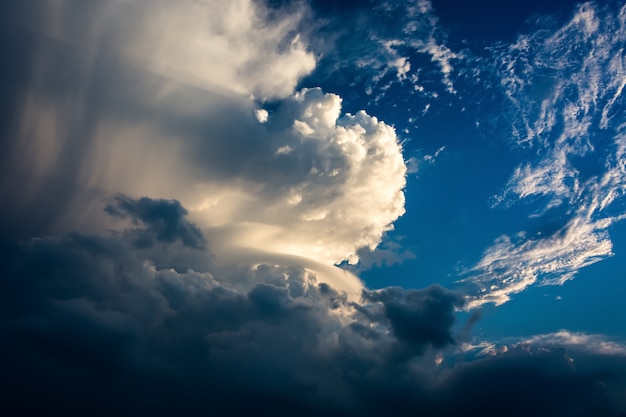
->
[1,196,625,416]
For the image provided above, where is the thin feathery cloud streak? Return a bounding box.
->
[463,2,626,307]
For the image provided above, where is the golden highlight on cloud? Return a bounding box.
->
[33,0,316,99]
[2,0,406,295]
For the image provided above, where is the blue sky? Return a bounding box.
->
[2,1,626,415]
[316,0,626,340]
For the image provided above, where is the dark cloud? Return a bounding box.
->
[431,347,626,417]
[359,285,463,354]
[1,198,625,416]
[105,194,206,249]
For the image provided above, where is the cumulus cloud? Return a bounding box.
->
[0,0,407,295]
[0,200,449,415]
[360,285,463,355]
[240,87,407,265]
[1,0,316,236]
[2,201,625,416]
[463,2,626,307]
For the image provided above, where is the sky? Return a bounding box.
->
[2,0,626,415]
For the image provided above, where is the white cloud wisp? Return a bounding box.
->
[462,3,626,307]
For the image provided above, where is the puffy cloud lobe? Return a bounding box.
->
[251,87,407,264]
[1,198,625,416]
[360,285,463,354]
[105,194,207,249]
[1,1,406,271]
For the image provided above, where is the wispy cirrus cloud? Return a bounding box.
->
[462,2,626,307]
[306,0,463,104]
[519,330,626,356]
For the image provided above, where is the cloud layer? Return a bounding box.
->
[2,198,625,416]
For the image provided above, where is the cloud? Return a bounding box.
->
[34,0,316,100]
[461,330,626,359]
[0,0,316,237]
[519,330,626,356]
[360,285,463,354]
[406,145,446,175]
[344,237,416,272]
[2,204,625,416]
[0,203,451,415]
[463,2,626,307]
[401,0,462,94]
[461,213,615,308]
[302,0,463,103]
[3,1,626,415]
[105,194,207,250]
[433,345,626,416]
[242,87,407,265]
[0,0,407,293]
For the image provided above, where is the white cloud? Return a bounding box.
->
[491,154,579,210]
[463,3,626,307]
[518,330,626,356]
[399,0,462,94]
[462,214,615,308]
[235,88,407,267]
[33,0,316,100]
[458,341,507,357]
[414,40,460,94]
[405,146,445,175]
[3,1,407,298]
[345,0,462,99]
[424,146,445,162]
[381,40,412,81]
[461,330,626,359]
[255,109,269,124]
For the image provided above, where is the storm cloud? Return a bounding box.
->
[2,1,626,415]
[1,198,625,416]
